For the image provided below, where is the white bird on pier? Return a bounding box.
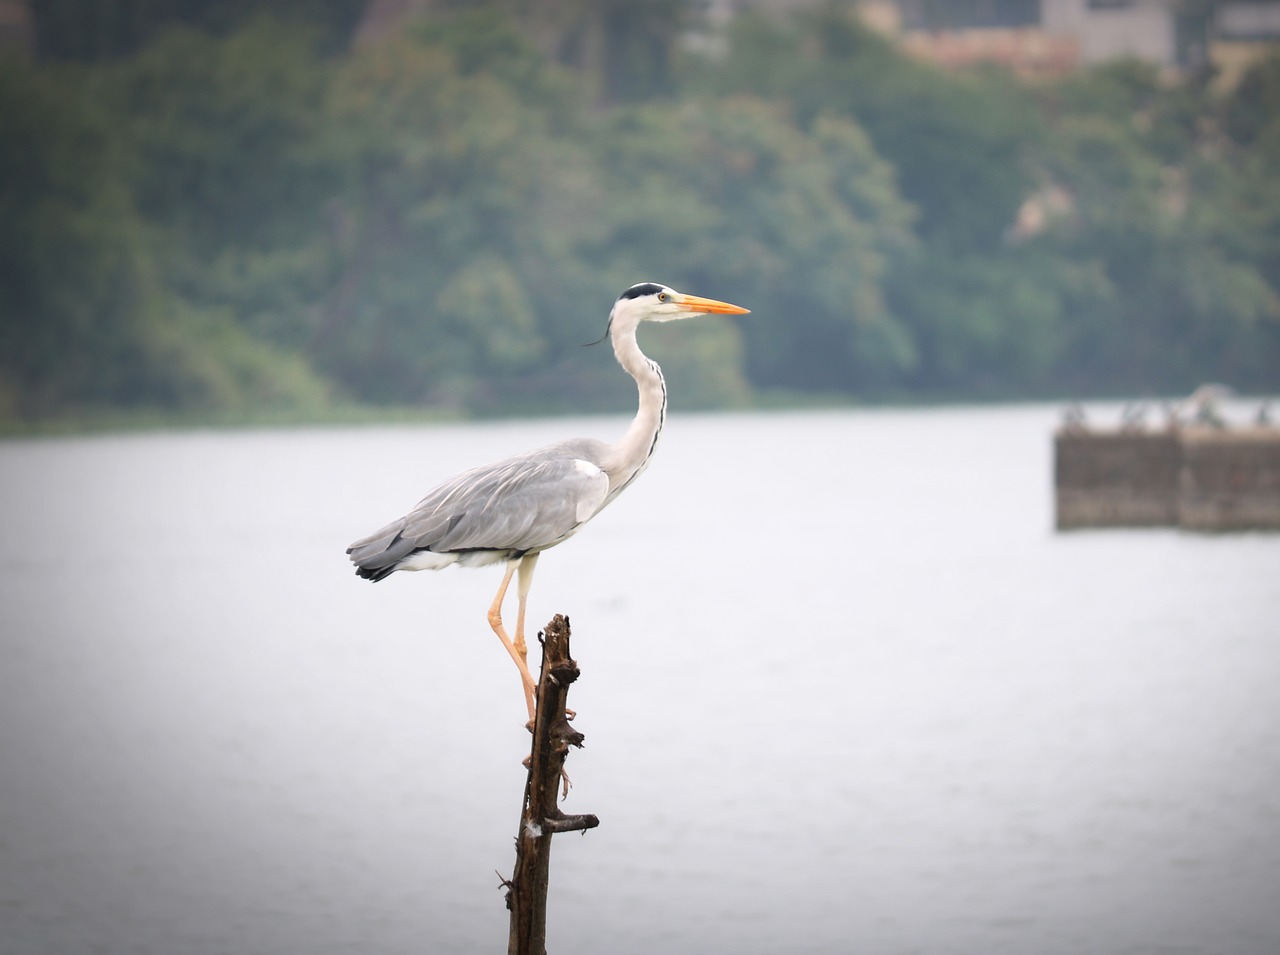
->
[346,283,750,719]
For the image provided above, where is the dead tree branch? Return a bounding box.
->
[505,614,598,955]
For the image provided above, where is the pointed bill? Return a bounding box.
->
[674,293,750,315]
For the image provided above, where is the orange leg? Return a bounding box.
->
[488,557,538,721]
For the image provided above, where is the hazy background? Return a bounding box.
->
[3,0,1279,427]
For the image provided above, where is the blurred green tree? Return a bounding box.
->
[5,0,1278,424]
[316,28,585,406]
[31,0,362,60]
[0,53,329,420]
[0,58,155,416]
[582,97,916,398]
[1034,60,1280,393]
[102,19,337,347]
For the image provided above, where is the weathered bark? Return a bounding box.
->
[505,614,598,955]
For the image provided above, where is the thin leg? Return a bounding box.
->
[514,552,541,669]
[488,559,538,721]
[516,552,575,721]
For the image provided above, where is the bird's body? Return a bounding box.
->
[347,282,749,717]
[347,438,614,580]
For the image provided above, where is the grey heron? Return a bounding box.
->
[346,282,750,719]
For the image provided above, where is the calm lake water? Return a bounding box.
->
[1,405,1278,955]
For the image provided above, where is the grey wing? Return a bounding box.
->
[418,453,610,552]
[347,450,610,576]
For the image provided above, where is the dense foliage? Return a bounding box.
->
[4,0,1279,424]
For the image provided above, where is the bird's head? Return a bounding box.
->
[593,282,749,342]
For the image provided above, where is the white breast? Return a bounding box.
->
[573,459,607,522]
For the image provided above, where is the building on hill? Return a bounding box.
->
[852,0,1279,80]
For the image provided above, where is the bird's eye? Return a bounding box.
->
[657,292,668,302]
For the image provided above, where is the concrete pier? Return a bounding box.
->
[1055,427,1280,531]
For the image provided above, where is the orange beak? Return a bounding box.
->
[674,293,751,316]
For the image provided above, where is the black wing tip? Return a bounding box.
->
[353,563,396,582]
[349,550,399,582]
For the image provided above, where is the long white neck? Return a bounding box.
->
[601,319,666,498]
